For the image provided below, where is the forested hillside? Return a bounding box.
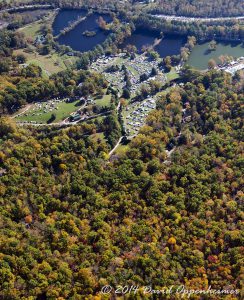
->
[152,0,244,17]
[0,69,243,298]
[4,0,243,18]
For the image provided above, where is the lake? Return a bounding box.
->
[55,12,112,52]
[54,10,243,65]
[52,9,87,36]
[53,10,187,56]
[188,41,244,69]
[120,29,160,53]
[155,35,186,57]
[121,30,186,58]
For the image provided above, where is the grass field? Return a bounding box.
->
[114,144,129,155]
[15,11,78,75]
[14,49,77,75]
[18,10,55,39]
[19,21,42,39]
[16,99,83,124]
[95,94,111,107]
[166,68,179,81]
[122,102,142,136]
[127,65,139,77]
[90,132,106,142]
[2,0,34,3]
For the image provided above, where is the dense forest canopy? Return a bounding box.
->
[0,69,243,298]
[1,0,244,18]
[0,0,243,298]
[151,0,244,17]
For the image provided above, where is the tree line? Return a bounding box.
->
[150,0,244,17]
[0,66,243,299]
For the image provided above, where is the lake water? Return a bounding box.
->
[52,9,87,36]
[155,35,186,57]
[188,41,244,69]
[55,12,112,52]
[120,29,160,53]
[53,10,186,56]
[121,30,186,58]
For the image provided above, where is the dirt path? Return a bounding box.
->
[152,14,244,23]
[108,136,123,157]
[11,104,32,119]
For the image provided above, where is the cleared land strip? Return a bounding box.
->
[108,136,123,157]
[152,14,244,23]
[0,5,54,13]
[16,111,111,127]
[1,6,242,23]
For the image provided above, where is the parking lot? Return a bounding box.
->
[124,97,156,136]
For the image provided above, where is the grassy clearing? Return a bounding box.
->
[16,99,83,124]
[127,65,139,76]
[95,94,111,107]
[166,68,179,81]
[113,57,125,65]
[0,77,15,90]
[89,115,107,124]
[114,144,129,155]
[122,102,142,136]
[90,132,106,142]
[15,11,78,75]
[3,0,34,4]
[14,49,77,75]
[18,21,42,39]
[154,87,171,100]
[112,56,139,76]
[18,10,55,39]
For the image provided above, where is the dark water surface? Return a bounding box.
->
[121,29,186,57]
[120,29,160,53]
[53,10,186,56]
[55,12,112,52]
[52,9,87,36]
[155,35,186,57]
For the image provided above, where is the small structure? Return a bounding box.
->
[34,35,46,46]
[0,169,7,177]
[70,113,81,122]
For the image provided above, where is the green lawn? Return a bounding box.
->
[114,144,129,155]
[18,11,55,39]
[15,11,78,75]
[90,132,106,142]
[19,21,42,39]
[166,68,179,81]
[114,57,124,64]
[16,100,83,124]
[14,49,78,75]
[95,94,111,107]
[122,102,142,136]
[127,65,139,76]
[154,87,172,101]
[2,0,34,3]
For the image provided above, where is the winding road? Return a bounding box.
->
[0,5,54,13]
[16,110,111,127]
[1,4,243,23]
[108,136,123,157]
[152,14,244,23]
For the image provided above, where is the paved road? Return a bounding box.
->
[11,104,32,119]
[152,14,244,23]
[0,4,54,13]
[60,100,87,124]
[16,110,111,127]
[2,5,242,23]
[108,136,123,157]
